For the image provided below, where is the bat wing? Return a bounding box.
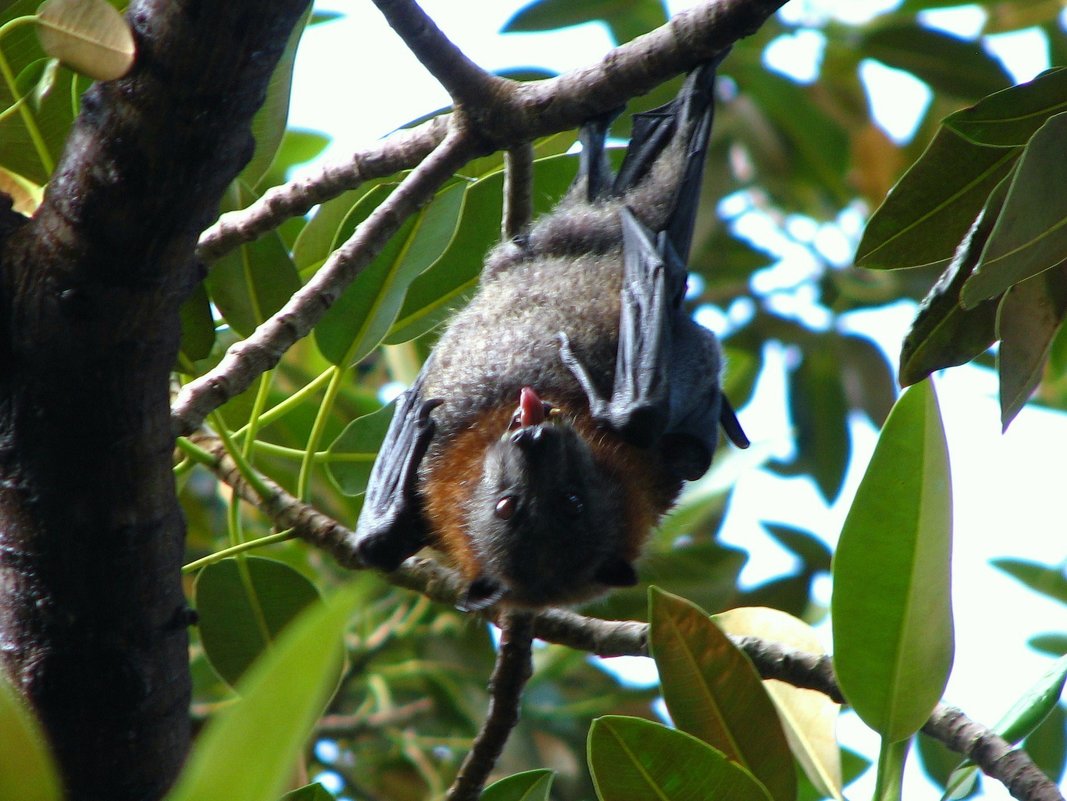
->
[562,54,748,478]
[352,371,440,571]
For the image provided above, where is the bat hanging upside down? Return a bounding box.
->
[353,54,749,610]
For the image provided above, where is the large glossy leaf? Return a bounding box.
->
[650,590,796,801]
[587,716,773,801]
[481,769,554,801]
[716,607,843,801]
[206,182,302,338]
[995,262,1067,429]
[898,175,1009,386]
[325,400,396,496]
[856,128,1018,271]
[962,113,1067,307]
[832,381,954,742]
[36,0,134,81]
[945,67,1067,147]
[314,181,465,366]
[167,582,356,801]
[193,556,323,687]
[861,23,1011,100]
[0,672,62,801]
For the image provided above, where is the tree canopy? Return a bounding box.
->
[0,1,1064,801]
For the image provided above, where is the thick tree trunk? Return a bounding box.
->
[0,1,310,799]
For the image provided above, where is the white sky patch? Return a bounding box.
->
[986,27,1051,83]
[763,29,825,83]
[918,5,987,38]
[859,60,932,144]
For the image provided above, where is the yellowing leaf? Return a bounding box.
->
[716,607,844,801]
[0,167,43,215]
[37,0,135,82]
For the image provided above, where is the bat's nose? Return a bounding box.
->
[510,425,545,449]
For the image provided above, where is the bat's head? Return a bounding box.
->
[459,387,639,610]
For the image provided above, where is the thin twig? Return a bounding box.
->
[502,143,534,240]
[171,128,479,437]
[371,0,506,110]
[188,430,1064,801]
[446,611,535,801]
[196,116,449,263]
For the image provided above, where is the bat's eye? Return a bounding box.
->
[560,493,583,517]
[494,496,517,520]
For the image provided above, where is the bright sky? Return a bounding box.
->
[289,3,1067,800]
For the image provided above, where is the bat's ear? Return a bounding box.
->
[458,575,506,612]
[595,557,639,588]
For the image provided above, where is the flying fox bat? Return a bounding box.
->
[353,55,748,610]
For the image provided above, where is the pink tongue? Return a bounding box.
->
[518,386,545,428]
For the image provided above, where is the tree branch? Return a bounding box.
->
[0,2,312,798]
[502,143,534,240]
[447,611,534,801]
[169,0,789,440]
[171,128,479,437]
[371,0,508,111]
[195,115,449,263]
[189,432,1063,801]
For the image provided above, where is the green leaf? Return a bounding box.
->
[206,182,302,338]
[177,281,216,369]
[0,0,85,184]
[583,542,746,623]
[314,181,465,366]
[650,589,796,801]
[898,174,1009,386]
[992,558,1067,604]
[962,113,1067,306]
[942,655,1067,798]
[762,524,832,574]
[481,769,554,801]
[292,183,385,271]
[715,607,843,800]
[257,129,331,191]
[240,5,312,189]
[789,344,850,502]
[839,333,897,426]
[166,583,356,801]
[832,381,954,742]
[1024,702,1066,784]
[861,23,1011,99]
[995,263,1067,429]
[385,153,577,345]
[193,556,323,687]
[325,400,396,496]
[873,737,910,801]
[281,783,336,801]
[1030,634,1067,657]
[36,0,134,81]
[944,67,1067,147]
[503,0,668,44]
[857,126,1019,271]
[0,672,62,801]
[992,654,1067,746]
[587,716,773,801]
[736,66,851,206]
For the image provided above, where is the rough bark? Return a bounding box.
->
[0,1,310,799]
